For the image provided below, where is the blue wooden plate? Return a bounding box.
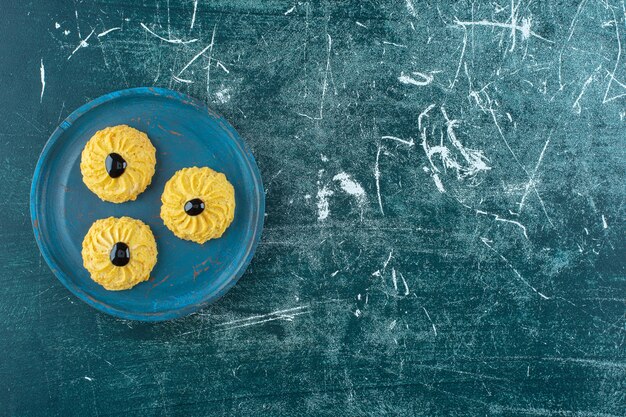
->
[30,88,264,321]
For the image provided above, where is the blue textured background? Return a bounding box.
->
[1,0,625,415]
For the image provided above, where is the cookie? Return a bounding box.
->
[80,125,156,203]
[160,167,236,244]
[82,217,157,291]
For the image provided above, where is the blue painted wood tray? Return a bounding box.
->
[30,88,264,321]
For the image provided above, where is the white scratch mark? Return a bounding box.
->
[298,34,332,120]
[481,237,550,299]
[383,41,407,48]
[518,136,551,214]
[399,272,410,296]
[83,376,94,381]
[316,171,334,221]
[140,22,198,44]
[507,0,521,51]
[333,172,367,218]
[15,112,43,133]
[383,250,393,272]
[356,21,368,28]
[441,107,491,177]
[431,172,446,193]
[56,101,65,123]
[418,104,435,129]
[558,0,588,89]
[603,5,626,103]
[215,306,310,330]
[572,72,595,113]
[603,69,626,103]
[483,94,552,227]
[419,105,446,192]
[602,215,608,229]
[178,42,213,76]
[206,25,217,99]
[215,87,231,104]
[216,61,229,73]
[75,9,81,38]
[190,0,198,29]
[172,75,193,84]
[217,311,310,331]
[476,210,529,240]
[67,29,95,60]
[388,268,409,296]
[422,106,490,192]
[405,0,417,17]
[454,17,553,44]
[398,71,433,86]
[330,270,339,277]
[166,0,171,37]
[97,27,121,38]
[382,135,414,147]
[422,307,437,336]
[449,29,467,90]
[87,352,137,383]
[487,101,526,172]
[284,5,296,15]
[374,144,384,215]
[39,59,45,103]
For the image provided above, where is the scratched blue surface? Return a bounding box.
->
[1,0,625,416]
[30,88,265,320]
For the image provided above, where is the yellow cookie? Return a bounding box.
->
[80,125,156,203]
[82,217,157,291]
[160,167,236,244]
